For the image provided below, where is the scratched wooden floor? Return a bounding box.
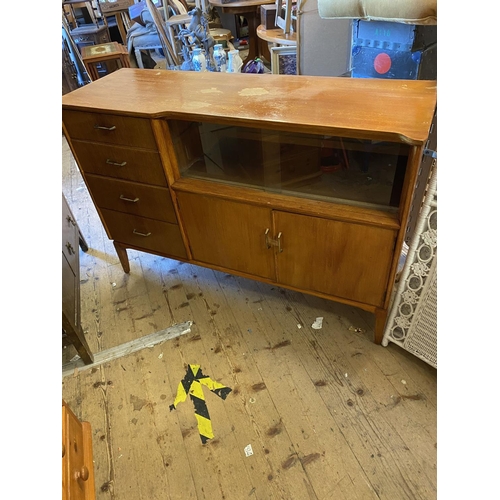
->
[62,136,437,500]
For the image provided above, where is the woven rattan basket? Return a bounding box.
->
[382,163,437,368]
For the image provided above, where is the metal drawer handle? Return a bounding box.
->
[66,242,75,255]
[94,125,116,131]
[133,229,151,237]
[106,159,127,167]
[119,195,139,203]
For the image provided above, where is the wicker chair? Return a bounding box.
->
[382,161,437,368]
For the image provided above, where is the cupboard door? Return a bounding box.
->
[273,212,396,307]
[176,192,275,280]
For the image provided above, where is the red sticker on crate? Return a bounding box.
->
[374,53,392,74]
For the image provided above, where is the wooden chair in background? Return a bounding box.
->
[62,0,111,52]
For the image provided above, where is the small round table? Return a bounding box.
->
[256,25,297,46]
[209,0,275,64]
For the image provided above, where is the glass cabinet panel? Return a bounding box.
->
[169,120,410,211]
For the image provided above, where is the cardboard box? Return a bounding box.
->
[99,0,135,14]
[260,4,278,30]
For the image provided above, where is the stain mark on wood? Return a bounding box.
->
[214,345,222,353]
[266,422,282,437]
[170,283,182,289]
[252,382,266,391]
[186,293,196,300]
[134,312,153,320]
[100,481,112,492]
[300,453,321,466]
[282,454,297,469]
[131,418,138,425]
[266,339,291,350]
[178,302,189,308]
[286,305,292,311]
[357,389,364,396]
[189,334,202,342]
[160,394,167,400]
[233,387,240,395]
[264,448,270,454]
[234,366,242,373]
[401,393,425,401]
[267,474,273,481]
[130,394,149,411]
[314,380,327,386]
[346,399,354,407]
[181,428,193,438]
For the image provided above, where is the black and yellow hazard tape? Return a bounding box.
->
[169,364,232,444]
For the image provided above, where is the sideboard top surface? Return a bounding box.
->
[62,69,437,145]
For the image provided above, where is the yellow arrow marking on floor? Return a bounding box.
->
[170,364,232,444]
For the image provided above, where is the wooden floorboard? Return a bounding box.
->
[62,137,437,500]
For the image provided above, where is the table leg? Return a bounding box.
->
[115,14,128,45]
[243,10,259,65]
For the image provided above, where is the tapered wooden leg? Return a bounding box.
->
[113,241,130,273]
[374,308,388,345]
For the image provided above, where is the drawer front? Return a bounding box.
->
[100,208,187,259]
[85,175,178,223]
[62,196,79,273]
[71,140,168,187]
[63,110,157,149]
[65,407,87,500]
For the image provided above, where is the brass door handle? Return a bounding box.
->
[264,229,283,253]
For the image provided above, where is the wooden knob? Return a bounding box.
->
[74,466,89,481]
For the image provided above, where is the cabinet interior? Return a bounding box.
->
[170,119,409,212]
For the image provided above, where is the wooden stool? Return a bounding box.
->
[81,41,131,81]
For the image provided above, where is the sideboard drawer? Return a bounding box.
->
[62,401,95,500]
[100,208,187,259]
[62,196,79,273]
[63,110,157,149]
[71,140,168,187]
[85,175,178,223]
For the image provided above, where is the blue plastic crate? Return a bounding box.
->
[351,20,434,80]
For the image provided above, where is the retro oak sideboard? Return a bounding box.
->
[62,69,437,344]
